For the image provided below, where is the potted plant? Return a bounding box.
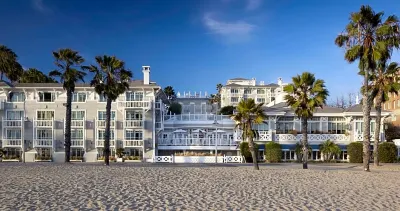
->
[116,148,125,162]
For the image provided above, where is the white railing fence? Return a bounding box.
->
[154,155,243,163]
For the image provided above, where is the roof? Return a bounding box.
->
[0,80,160,89]
[345,104,389,113]
[224,83,280,88]
[264,103,346,114]
[229,77,249,80]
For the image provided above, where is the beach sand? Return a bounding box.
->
[0,163,399,210]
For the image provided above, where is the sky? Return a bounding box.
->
[1,0,400,101]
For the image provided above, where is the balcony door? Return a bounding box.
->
[37,111,54,120]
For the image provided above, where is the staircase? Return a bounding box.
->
[84,149,98,162]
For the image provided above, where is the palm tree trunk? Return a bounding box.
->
[373,90,383,167]
[301,117,308,169]
[64,89,72,162]
[247,136,259,170]
[362,71,372,172]
[104,97,112,166]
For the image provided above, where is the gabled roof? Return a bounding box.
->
[345,104,389,113]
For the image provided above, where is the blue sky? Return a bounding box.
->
[1,0,400,101]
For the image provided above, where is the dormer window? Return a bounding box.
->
[8,92,25,102]
[38,92,55,102]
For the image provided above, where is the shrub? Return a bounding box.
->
[168,102,182,114]
[265,142,282,163]
[378,142,398,163]
[240,142,259,162]
[319,140,341,161]
[219,106,235,115]
[347,142,363,163]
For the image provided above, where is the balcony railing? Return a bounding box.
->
[124,120,143,128]
[95,140,116,148]
[96,120,116,128]
[33,139,53,148]
[2,119,23,127]
[2,139,22,147]
[275,134,349,142]
[123,140,143,147]
[164,114,232,122]
[118,101,150,109]
[71,139,84,147]
[71,120,85,128]
[34,119,53,127]
[158,138,237,146]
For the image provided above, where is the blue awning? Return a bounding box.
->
[338,145,347,150]
[258,145,265,150]
[281,144,296,150]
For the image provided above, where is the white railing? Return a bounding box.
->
[258,131,273,141]
[164,114,232,122]
[224,156,243,163]
[118,101,150,109]
[71,139,84,147]
[2,119,23,127]
[154,156,174,163]
[71,120,85,128]
[2,139,22,147]
[96,119,116,128]
[33,139,53,148]
[158,138,236,146]
[275,134,349,142]
[123,140,143,147]
[34,119,53,127]
[95,140,116,147]
[124,120,143,128]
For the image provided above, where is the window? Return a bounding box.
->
[125,130,143,140]
[72,92,86,102]
[230,89,239,94]
[99,95,107,102]
[6,110,23,120]
[72,111,85,120]
[328,117,345,134]
[37,111,54,120]
[276,122,294,134]
[231,97,239,103]
[6,129,21,139]
[98,111,116,120]
[37,129,52,139]
[388,103,391,109]
[38,92,55,102]
[125,110,143,120]
[355,121,376,134]
[257,89,265,94]
[307,122,320,134]
[253,123,269,131]
[8,92,25,102]
[98,129,115,140]
[257,98,265,103]
[71,129,84,139]
[126,92,144,101]
[244,89,252,94]
[384,104,386,110]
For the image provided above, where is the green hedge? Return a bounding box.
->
[265,142,282,163]
[378,142,398,163]
[347,142,363,163]
[240,142,259,163]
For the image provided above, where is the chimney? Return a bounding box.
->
[355,94,360,104]
[142,66,150,85]
[278,77,283,86]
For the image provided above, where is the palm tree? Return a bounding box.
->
[294,142,312,162]
[0,45,23,82]
[335,5,400,171]
[319,140,341,161]
[231,98,266,170]
[19,68,57,83]
[370,61,400,166]
[88,55,132,166]
[216,83,223,94]
[163,86,175,100]
[284,72,329,169]
[49,49,86,163]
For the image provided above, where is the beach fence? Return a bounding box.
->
[154,155,243,163]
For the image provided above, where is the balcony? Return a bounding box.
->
[71,120,85,128]
[2,139,22,147]
[96,119,116,128]
[34,119,53,128]
[33,139,53,148]
[2,119,23,128]
[124,120,143,128]
[164,114,232,122]
[123,140,143,147]
[118,101,150,109]
[275,134,350,143]
[95,140,116,148]
[71,139,85,148]
[158,138,237,147]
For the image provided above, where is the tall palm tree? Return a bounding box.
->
[0,45,23,82]
[19,68,57,83]
[216,83,223,94]
[335,5,400,171]
[163,86,175,100]
[284,72,329,169]
[49,49,86,163]
[370,61,400,166]
[88,55,132,166]
[231,98,266,170]
[319,140,341,161]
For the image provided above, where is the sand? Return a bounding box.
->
[0,163,399,210]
